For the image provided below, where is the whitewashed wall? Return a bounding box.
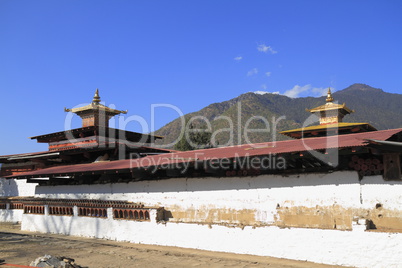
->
[0,205,23,222]
[35,171,363,215]
[22,208,402,268]
[25,171,402,268]
[0,178,36,197]
[34,171,402,226]
[0,178,36,222]
[360,175,402,210]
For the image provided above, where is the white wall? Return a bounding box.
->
[35,171,400,226]
[22,211,402,268]
[0,178,35,222]
[16,171,402,268]
[0,178,36,197]
[360,175,402,210]
[35,171,362,218]
[0,207,23,222]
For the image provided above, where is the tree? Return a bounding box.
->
[174,120,212,151]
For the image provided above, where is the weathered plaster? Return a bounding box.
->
[34,171,392,229]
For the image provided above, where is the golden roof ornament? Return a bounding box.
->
[304,87,354,125]
[92,88,101,104]
[64,88,128,127]
[326,87,334,102]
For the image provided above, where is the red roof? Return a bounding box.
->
[5,128,402,179]
[0,151,52,160]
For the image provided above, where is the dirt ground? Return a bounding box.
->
[0,223,349,268]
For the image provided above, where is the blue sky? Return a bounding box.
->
[1,0,401,154]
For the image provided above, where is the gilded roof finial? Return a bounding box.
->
[92,88,101,104]
[326,87,334,102]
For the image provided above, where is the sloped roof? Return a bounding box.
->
[0,151,52,161]
[280,122,377,136]
[64,89,127,116]
[30,126,163,143]
[65,102,127,115]
[6,128,402,179]
[307,102,354,113]
[307,89,354,114]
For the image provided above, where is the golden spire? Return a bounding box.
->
[92,88,101,104]
[326,87,334,102]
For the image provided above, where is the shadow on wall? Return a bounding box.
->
[0,178,19,196]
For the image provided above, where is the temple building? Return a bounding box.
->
[0,89,170,179]
[1,88,402,268]
[281,88,377,138]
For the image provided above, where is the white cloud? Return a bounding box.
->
[265,72,271,77]
[283,85,333,98]
[254,90,279,95]
[247,68,258,76]
[311,87,329,96]
[257,44,277,54]
[283,85,311,98]
[234,56,243,61]
[251,84,332,98]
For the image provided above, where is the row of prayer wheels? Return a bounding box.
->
[349,155,383,176]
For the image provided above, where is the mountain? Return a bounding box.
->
[154,84,402,147]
